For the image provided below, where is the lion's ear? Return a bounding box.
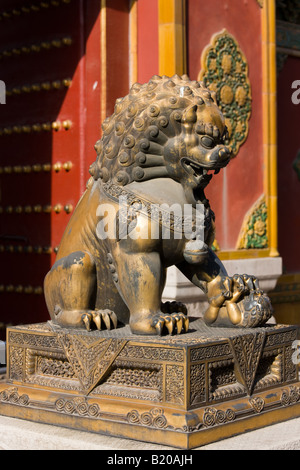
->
[182,104,197,124]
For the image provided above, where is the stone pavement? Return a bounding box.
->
[0,413,300,450]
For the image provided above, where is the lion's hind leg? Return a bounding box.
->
[44,250,117,331]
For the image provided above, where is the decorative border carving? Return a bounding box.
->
[25,349,80,391]
[190,342,231,362]
[56,333,127,394]
[95,359,163,402]
[249,396,264,412]
[281,386,300,406]
[55,397,101,418]
[190,363,206,405]
[202,407,236,427]
[127,408,168,429]
[236,195,268,249]
[229,332,266,395]
[208,358,245,401]
[253,349,283,391]
[166,365,184,404]
[119,343,184,363]
[0,387,29,406]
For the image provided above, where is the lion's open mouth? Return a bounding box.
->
[181,158,220,187]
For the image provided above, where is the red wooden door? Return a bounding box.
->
[0,0,101,338]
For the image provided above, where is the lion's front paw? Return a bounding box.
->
[81,309,118,331]
[204,273,273,328]
[152,312,189,336]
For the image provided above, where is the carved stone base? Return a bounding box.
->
[0,318,300,449]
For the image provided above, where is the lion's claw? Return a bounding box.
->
[82,313,92,331]
[174,314,183,334]
[153,318,164,336]
[153,312,189,336]
[81,309,118,331]
[164,315,175,334]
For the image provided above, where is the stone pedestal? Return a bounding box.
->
[0,317,299,449]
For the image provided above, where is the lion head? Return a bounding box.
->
[90,74,231,205]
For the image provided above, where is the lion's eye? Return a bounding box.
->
[201,135,215,149]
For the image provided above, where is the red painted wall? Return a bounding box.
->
[105,0,129,116]
[187,0,263,250]
[137,0,159,84]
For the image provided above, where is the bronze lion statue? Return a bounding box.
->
[44,75,273,335]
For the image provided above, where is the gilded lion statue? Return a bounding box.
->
[44,75,273,335]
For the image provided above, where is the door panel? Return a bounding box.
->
[0,0,101,338]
